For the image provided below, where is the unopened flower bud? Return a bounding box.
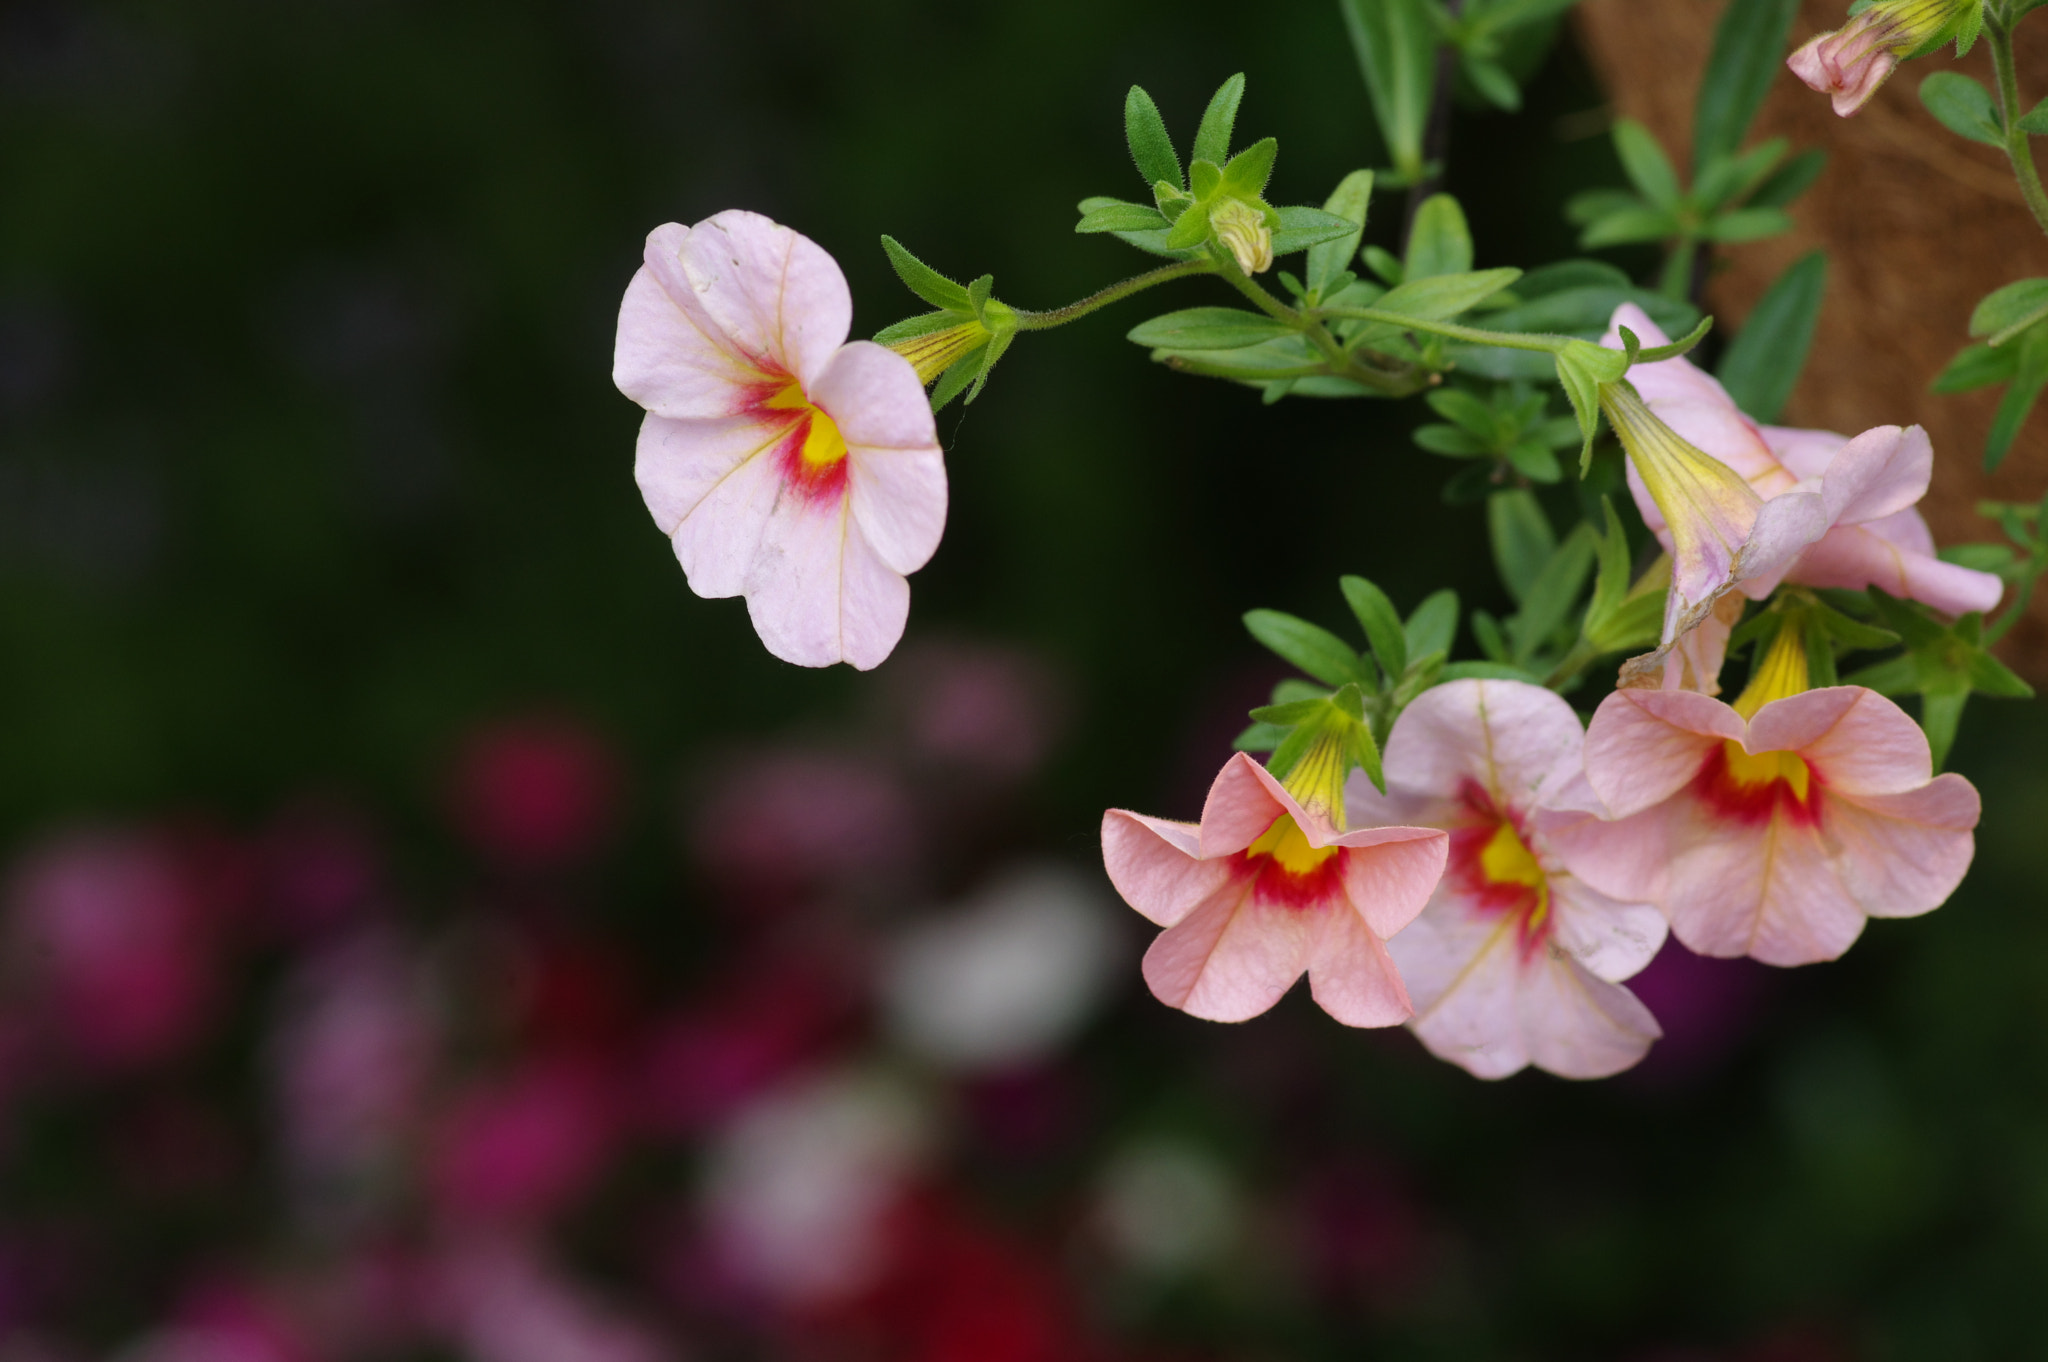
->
[1210,199,1274,275]
[1788,0,1976,116]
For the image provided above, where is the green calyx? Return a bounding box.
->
[875,236,1021,410]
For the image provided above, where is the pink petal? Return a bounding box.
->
[1306,901,1413,1028]
[1652,399,1789,490]
[1760,423,1848,482]
[635,412,790,546]
[1380,679,1588,812]
[1819,425,1931,527]
[1746,688,1931,795]
[742,501,910,670]
[1582,689,1742,818]
[1828,776,1980,917]
[678,211,852,391]
[1517,953,1660,1080]
[1789,520,2005,617]
[613,223,766,419]
[1335,833,1449,940]
[1100,811,1233,928]
[1390,906,1528,1077]
[1141,882,1318,1022]
[666,434,789,600]
[1540,852,1668,983]
[1731,485,1829,598]
[813,343,948,576]
[1657,801,1868,965]
[1545,800,1676,906]
[1198,754,1294,857]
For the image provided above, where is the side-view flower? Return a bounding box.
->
[614,210,947,670]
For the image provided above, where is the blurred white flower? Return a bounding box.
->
[1093,1138,1240,1278]
[439,1241,673,1362]
[700,1067,934,1308]
[880,862,1122,1072]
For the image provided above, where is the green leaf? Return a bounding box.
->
[1165,203,1212,250]
[1941,542,2020,574]
[1717,250,1826,423]
[930,341,989,412]
[1340,576,1409,679]
[1221,137,1278,197]
[1124,86,1183,192]
[880,236,973,311]
[2018,96,2048,136]
[1986,331,2048,472]
[1075,201,1172,234]
[1192,73,1246,166]
[1505,441,1563,482]
[1694,0,1802,165]
[1405,193,1474,280]
[1487,490,1556,605]
[1442,660,1546,683]
[1126,307,1297,350]
[1424,387,1498,435]
[1745,147,1828,208]
[1462,56,1522,111]
[1362,245,1405,285]
[1565,188,1645,227]
[1413,424,1494,456]
[1243,609,1368,687]
[1580,206,1683,249]
[1309,171,1375,294]
[1923,691,1967,772]
[1509,523,1598,663]
[1691,138,1789,212]
[1705,206,1794,243]
[1970,278,2048,346]
[1932,341,2021,393]
[1920,71,2005,147]
[1612,118,1683,211]
[1340,0,1439,179]
[1405,589,1460,660]
[1269,205,1363,256]
[1232,721,1291,753]
[1371,267,1522,321]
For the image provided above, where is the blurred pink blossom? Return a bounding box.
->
[692,750,917,896]
[433,1240,673,1362]
[887,643,1063,780]
[429,1054,620,1225]
[450,717,619,871]
[258,800,382,938]
[6,829,217,1074]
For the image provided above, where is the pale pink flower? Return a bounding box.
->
[1100,753,1446,1027]
[433,1241,668,1362]
[1347,681,1665,1079]
[614,210,946,670]
[1608,305,2002,623]
[1788,0,1964,116]
[1554,631,1980,966]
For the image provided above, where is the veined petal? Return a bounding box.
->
[1335,833,1448,940]
[636,411,792,540]
[1390,905,1528,1078]
[1141,881,1319,1022]
[741,497,910,670]
[1100,811,1233,928]
[666,430,790,600]
[1582,689,1743,818]
[1536,836,1668,982]
[1545,799,1677,905]
[1789,518,2005,616]
[814,342,948,576]
[1199,754,1295,857]
[1760,424,1850,482]
[1517,952,1660,1080]
[680,211,852,391]
[1828,777,1980,917]
[1379,680,1589,812]
[1307,903,1413,1028]
[1747,687,1932,794]
[1820,425,1932,527]
[1656,795,1867,964]
[614,223,767,419]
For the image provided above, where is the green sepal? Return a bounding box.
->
[930,341,990,411]
[1192,73,1246,167]
[1554,341,1630,475]
[880,236,974,311]
[1188,158,1224,200]
[1165,202,1212,250]
[1221,137,1278,198]
[1625,315,1714,365]
[1076,201,1172,234]
[873,310,966,346]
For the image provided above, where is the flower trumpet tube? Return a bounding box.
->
[1100,745,1447,1028]
[1347,681,1666,1080]
[613,211,947,670]
[1553,621,1981,967]
[1788,0,1976,116]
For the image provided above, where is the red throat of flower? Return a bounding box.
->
[1449,782,1550,950]
[1238,813,1344,909]
[1700,619,1821,827]
[751,377,850,504]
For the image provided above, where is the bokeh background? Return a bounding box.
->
[4,2,2048,1359]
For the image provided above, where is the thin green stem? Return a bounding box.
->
[1011,259,1215,330]
[1212,253,1422,395]
[1987,12,2048,238]
[1312,306,1570,354]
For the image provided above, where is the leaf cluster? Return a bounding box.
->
[1934,278,2048,471]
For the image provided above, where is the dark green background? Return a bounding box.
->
[5,0,2048,1356]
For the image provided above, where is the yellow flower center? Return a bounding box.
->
[1478,820,1550,929]
[1720,744,1812,801]
[766,379,848,474]
[1246,813,1336,876]
[1719,618,1814,804]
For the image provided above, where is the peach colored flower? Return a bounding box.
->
[1788,0,1966,116]
[1101,753,1446,1027]
[614,211,946,670]
[1553,626,1980,967]
[1607,305,2001,623]
[1348,681,1665,1079]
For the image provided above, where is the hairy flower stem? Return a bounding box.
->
[1213,255,1422,395]
[1012,259,1216,330]
[1987,10,2048,237]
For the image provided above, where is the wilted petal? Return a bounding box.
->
[1141,882,1319,1023]
[813,342,947,576]
[1100,811,1233,928]
[679,211,852,389]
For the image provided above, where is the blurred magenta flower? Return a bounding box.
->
[692,749,917,896]
[6,829,218,1074]
[887,642,1064,781]
[1348,681,1665,1080]
[429,1054,620,1225]
[1560,636,1980,965]
[257,799,382,938]
[449,716,619,872]
[1102,753,1446,1026]
[614,210,946,670]
[433,1241,670,1362]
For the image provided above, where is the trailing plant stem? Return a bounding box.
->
[1988,13,2048,238]
[1012,260,1216,330]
